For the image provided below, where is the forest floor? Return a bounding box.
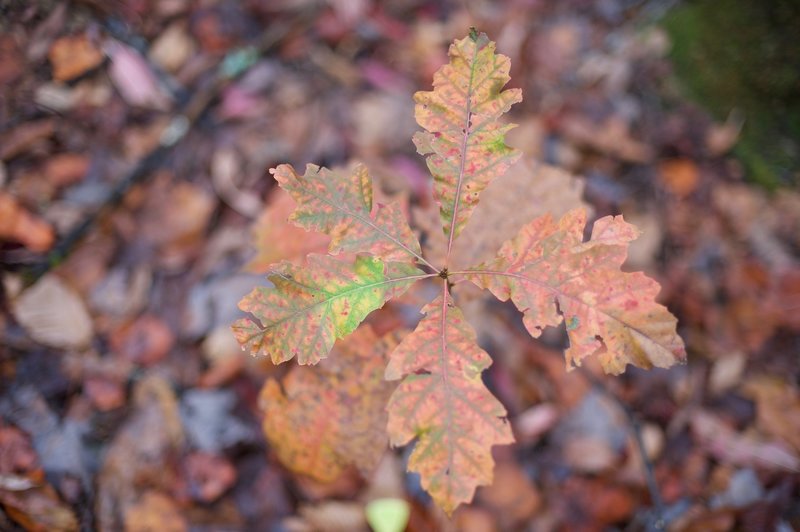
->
[1,1,798,530]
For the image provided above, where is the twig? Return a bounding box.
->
[577,368,668,531]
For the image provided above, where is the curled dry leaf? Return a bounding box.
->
[260,327,398,482]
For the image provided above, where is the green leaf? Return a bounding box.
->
[272,163,426,266]
[414,32,522,254]
[384,289,514,515]
[232,254,425,365]
[365,498,410,532]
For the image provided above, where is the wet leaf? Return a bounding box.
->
[233,254,424,365]
[466,208,686,374]
[413,32,522,246]
[260,327,398,482]
[384,291,514,515]
[272,163,424,264]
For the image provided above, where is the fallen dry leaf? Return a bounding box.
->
[478,461,541,526]
[742,376,800,452]
[0,192,55,252]
[658,158,700,197]
[44,153,90,188]
[0,119,56,161]
[183,451,237,503]
[148,22,195,73]
[260,327,398,482]
[96,376,184,531]
[106,40,171,110]
[124,491,187,532]
[48,33,103,82]
[110,315,175,366]
[417,158,590,268]
[12,275,93,349]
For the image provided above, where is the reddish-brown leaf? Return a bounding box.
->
[260,327,398,482]
[413,32,522,254]
[465,208,686,374]
[384,288,514,515]
[272,163,427,266]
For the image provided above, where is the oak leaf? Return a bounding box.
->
[232,254,423,365]
[414,32,522,247]
[465,208,686,374]
[260,327,398,482]
[272,163,424,265]
[384,290,514,514]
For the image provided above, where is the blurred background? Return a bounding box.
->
[0,0,798,530]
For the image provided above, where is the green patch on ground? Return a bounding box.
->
[662,0,800,188]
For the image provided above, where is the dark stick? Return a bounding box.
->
[577,368,667,531]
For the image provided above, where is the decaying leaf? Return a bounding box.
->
[466,208,686,374]
[272,163,425,265]
[233,254,425,365]
[260,327,398,482]
[413,32,522,247]
[384,290,514,515]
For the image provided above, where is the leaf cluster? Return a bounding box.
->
[233,32,686,514]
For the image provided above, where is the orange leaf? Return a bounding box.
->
[385,287,514,515]
[260,327,398,482]
[414,32,522,255]
[465,208,686,374]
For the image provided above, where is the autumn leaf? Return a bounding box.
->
[246,188,330,273]
[464,208,686,374]
[414,32,522,254]
[384,288,514,515]
[232,254,426,365]
[260,326,398,482]
[272,163,431,267]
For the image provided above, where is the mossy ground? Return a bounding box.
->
[663,0,800,188]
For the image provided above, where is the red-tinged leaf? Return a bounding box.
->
[245,189,330,273]
[260,327,398,482]
[414,32,522,252]
[232,254,427,365]
[384,289,514,515]
[465,208,686,375]
[272,164,428,266]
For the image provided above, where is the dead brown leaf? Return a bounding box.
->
[12,274,93,349]
[0,192,55,252]
[48,33,104,82]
